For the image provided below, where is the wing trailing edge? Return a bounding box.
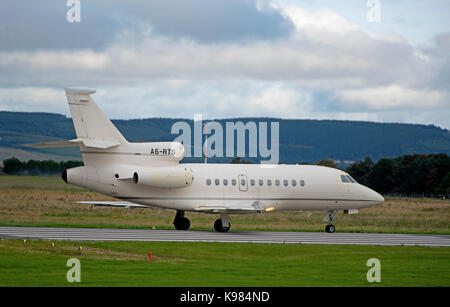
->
[194,201,266,214]
[74,201,152,208]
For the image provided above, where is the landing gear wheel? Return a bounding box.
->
[214,219,230,232]
[323,210,336,233]
[325,224,336,233]
[174,217,190,230]
[173,210,190,230]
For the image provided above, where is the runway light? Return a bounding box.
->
[148,252,152,262]
[265,207,275,212]
[51,242,55,248]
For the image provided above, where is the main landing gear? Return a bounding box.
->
[324,210,336,233]
[173,210,190,230]
[173,211,231,232]
[214,214,231,232]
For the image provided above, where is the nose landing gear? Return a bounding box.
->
[325,224,336,233]
[324,210,336,233]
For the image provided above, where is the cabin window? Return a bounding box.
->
[283,180,289,187]
[259,179,264,186]
[215,179,220,186]
[232,179,237,186]
[292,180,297,187]
[275,179,280,186]
[267,179,272,186]
[250,179,255,186]
[223,179,228,186]
[341,175,350,183]
[206,179,211,186]
[300,180,305,187]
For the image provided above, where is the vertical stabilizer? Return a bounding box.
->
[65,88,127,144]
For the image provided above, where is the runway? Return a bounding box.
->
[1,227,449,247]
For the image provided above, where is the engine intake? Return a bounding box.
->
[62,169,68,183]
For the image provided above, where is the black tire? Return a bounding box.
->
[174,217,190,230]
[214,219,230,232]
[325,224,336,233]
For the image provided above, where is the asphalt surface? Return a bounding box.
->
[1,227,449,246]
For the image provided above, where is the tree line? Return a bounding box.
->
[2,157,83,175]
[346,154,449,196]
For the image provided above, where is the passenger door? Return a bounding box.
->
[238,174,248,192]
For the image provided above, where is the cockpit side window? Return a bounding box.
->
[341,175,350,183]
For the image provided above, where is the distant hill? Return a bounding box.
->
[0,111,449,165]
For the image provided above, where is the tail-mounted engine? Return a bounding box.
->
[132,167,193,188]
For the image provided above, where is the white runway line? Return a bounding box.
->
[0,227,449,247]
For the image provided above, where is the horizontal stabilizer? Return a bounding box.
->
[25,138,120,149]
[26,139,82,148]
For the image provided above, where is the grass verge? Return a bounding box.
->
[0,239,449,287]
[0,175,449,234]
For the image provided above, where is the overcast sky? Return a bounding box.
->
[0,0,449,129]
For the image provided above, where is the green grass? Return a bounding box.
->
[0,239,449,287]
[0,174,84,191]
[0,175,449,234]
[1,175,448,287]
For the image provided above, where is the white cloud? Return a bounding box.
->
[335,85,448,110]
[280,6,359,35]
[0,29,433,90]
[0,50,111,71]
[2,82,449,129]
[0,1,448,129]
[0,87,67,114]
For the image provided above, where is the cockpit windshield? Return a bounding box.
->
[341,175,350,183]
[341,175,357,183]
[346,175,357,183]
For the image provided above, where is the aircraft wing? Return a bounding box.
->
[74,201,152,208]
[194,201,271,214]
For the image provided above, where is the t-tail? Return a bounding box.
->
[26,89,187,190]
[66,88,128,146]
[28,88,127,151]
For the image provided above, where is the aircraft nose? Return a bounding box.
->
[360,185,384,205]
[367,188,384,204]
[373,190,384,204]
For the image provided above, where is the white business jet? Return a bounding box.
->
[29,89,384,233]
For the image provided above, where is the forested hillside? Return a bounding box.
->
[0,111,449,164]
